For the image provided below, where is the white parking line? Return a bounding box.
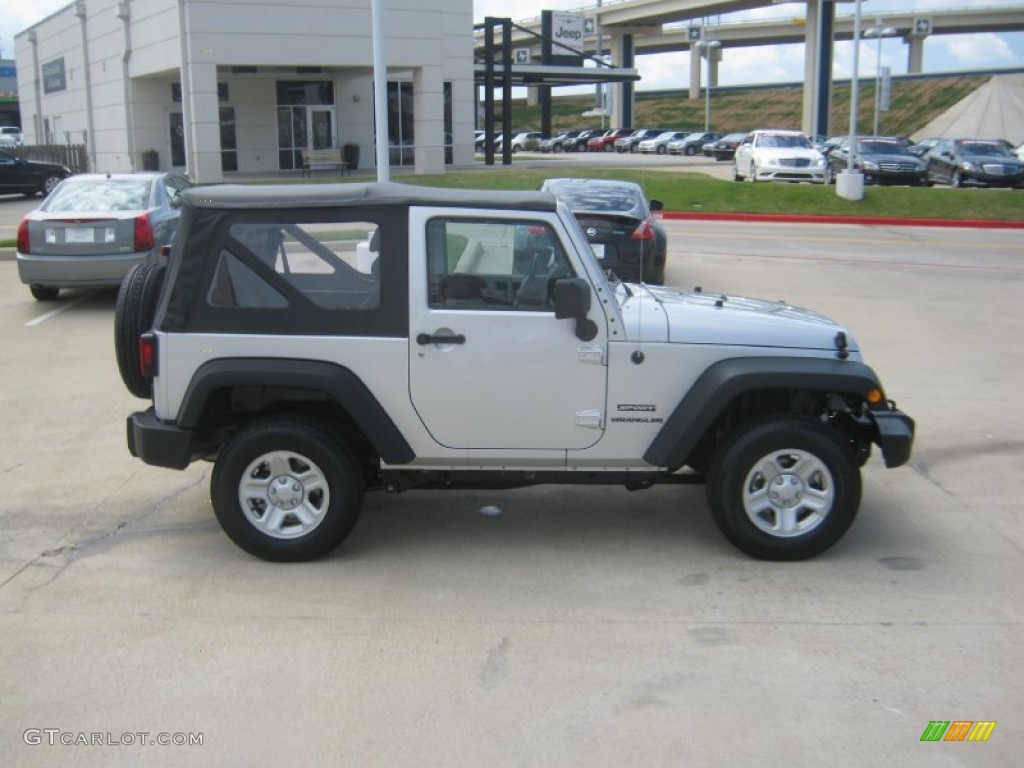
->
[25,291,98,327]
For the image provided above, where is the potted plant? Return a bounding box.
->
[141,147,159,171]
[342,142,359,171]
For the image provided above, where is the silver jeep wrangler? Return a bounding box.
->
[117,182,913,562]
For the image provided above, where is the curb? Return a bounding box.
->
[660,211,1024,229]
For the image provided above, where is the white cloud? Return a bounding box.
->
[940,33,1014,65]
[1,0,69,57]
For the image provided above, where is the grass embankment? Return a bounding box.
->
[504,76,990,140]
[406,167,1024,222]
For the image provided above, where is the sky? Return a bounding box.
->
[474,0,1024,91]
[3,0,1022,91]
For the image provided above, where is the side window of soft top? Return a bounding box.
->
[425,218,575,311]
[208,220,382,311]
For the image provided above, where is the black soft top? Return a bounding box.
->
[182,181,559,212]
[159,181,559,334]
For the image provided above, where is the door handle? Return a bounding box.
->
[416,332,466,346]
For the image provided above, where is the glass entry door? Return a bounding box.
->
[310,109,333,150]
[276,81,336,170]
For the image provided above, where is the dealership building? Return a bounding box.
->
[14,0,474,182]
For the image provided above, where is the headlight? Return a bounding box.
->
[813,155,825,167]
[960,161,977,172]
[862,160,879,171]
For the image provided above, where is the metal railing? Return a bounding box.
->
[6,144,89,173]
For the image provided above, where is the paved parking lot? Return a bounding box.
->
[1,204,1022,765]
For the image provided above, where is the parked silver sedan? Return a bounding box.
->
[16,172,190,300]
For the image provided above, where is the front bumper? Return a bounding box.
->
[868,407,915,468]
[755,164,825,183]
[963,171,1024,187]
[863,170,926,185]
[127,408,196,470]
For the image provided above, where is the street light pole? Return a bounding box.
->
[695,40,721,135]
[864,23,896,136]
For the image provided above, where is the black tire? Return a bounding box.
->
[706,416,862,561]
[657,145,666,155]
[951,171,964,188]
[732,164,742,182]
[114,261,166,399]
[747,162,758,183]
[685,145,697,156]
[824,165,835,185]
[41,174,63,196]
[29,283,59,301]
[212,420,364,562]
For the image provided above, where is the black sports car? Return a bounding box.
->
[540,177,667,285]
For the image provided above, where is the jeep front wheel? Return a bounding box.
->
[212,420,364,561]
[706,417,861,560]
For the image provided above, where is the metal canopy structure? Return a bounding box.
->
[473,63,640,87]
[476,15,640,166]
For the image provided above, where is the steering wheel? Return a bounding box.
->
[513,248,554,308]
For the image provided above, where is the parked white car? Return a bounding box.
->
[0,127,24,147]
[734,129,826,183]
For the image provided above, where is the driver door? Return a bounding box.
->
[408,211,607,452]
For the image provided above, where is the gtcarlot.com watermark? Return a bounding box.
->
[23,729,203,747]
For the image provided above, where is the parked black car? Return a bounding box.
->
[923,139,1024,188]
[540,177,667,285]
[567,129,600,152]
[0,149,72,196]
[709,132,749,162]
[907,137,942,157]
[825,136,926,186]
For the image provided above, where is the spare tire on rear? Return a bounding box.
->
[115,261,166,398]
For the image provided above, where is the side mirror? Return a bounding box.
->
[554,277,590,319]
[554,278,597,341]
[649,199,664,212]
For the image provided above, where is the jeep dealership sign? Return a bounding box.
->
[552,12,585,56]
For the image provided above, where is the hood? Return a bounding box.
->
[863,152,922,165]
[957,152,1023,168]
[618,284,856,353]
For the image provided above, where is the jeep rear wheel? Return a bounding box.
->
[114,261,166,398]
[706,417,861,560]
[212,420,364,562]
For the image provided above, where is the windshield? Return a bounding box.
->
[957,141,1013,158]
[858,139,911,155]
[757,133,811,149]
[42,179,153,212]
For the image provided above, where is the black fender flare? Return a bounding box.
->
[177,358,415,464]
[643,356,884,468]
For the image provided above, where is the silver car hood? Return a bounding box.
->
[619,284,857,352]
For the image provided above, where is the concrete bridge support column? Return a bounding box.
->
[907,36,925,74]
[609,33,635,128]
[689,45,721,101]
[802,0,835,138]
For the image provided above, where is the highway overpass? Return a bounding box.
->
[475,1,1024,135]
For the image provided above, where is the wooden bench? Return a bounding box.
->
[300,148,347,178]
